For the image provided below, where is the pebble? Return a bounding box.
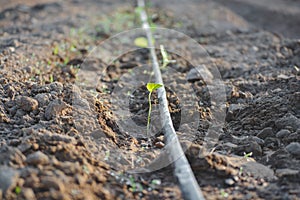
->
[17,96,39,112]
[0,166,19,193]
[18,142,32,153]
[242,161,275,181]
[234,141,262,156]
[49,82,64,94]
[292,65,300,76]
[276,129,291,139]
[44,99,68,120]
[41,177,65,191]
[257,127,274,139]
[26,151,49,165]
[186,65,213,82]
[228,104,244,115]
[276,168,299,177]
[275,113,300,131]
[155,141,165,148]
[225,110,234,122]
[22,188,36,200]
[249,136,265,146]
[34,93,50,107]
[285,142,300,157]
[225,178,235,186]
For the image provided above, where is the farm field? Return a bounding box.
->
[0,0,299,199]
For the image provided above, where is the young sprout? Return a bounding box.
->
[146,83,163,137]
[243,152,253,158]
[15,186,21,195]
[160,45,176,69]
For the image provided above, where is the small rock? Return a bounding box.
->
[275,113,300,131]
[286,142,300,157]
[26,151,49,165]
[276,168,299,177]
[276,129,291,139]
[155,141,165,148]
[23,66,33,73]
[289,92,300,110]
[48,82,63,94]
[156,135,164,142]
[264,137,280,148]
[41,177,65,191]
[234,141,262,157]
[186,65,213,82]
[44,99,68,120]
[257,127,274,139]
[75,174,86,186]
[34,93,50,107]
[0,166,19,193]
[225,111,234,122]
[242,161,275,181]
[292,65,300,76]
[277,74,289,79]
[228,104,244,115]
[249,136,265,146]
[22,188,36,200]
[17,96,38,112]
[225,178,235,186]
[18,142,32,153]
[8,47,15,53]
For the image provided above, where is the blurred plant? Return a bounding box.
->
[160,45,176,69]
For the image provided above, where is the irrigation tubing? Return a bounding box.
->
[136,0,206,199]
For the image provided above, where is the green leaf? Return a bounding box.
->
[134,37,148,48]
[15,186,21,195]
[53,46,59,55]
[146,83,162,92]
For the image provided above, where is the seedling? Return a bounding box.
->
[53,45,59,55]
[243,152,253,158]
[160,45,176,69]
[220,189,229,198]
[128,176,143,193]
[239,167,243,176]
[49,74,54,83]
[129,176,137,192]
[150,179,161,186]
[15,186,21,195]
[104,150,110,161]
[146,83,163,137]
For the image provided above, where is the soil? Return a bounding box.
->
[0,0,299,200]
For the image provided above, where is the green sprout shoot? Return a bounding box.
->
[15,186,21,195]
[146,83,163,137]
[160,45,176,69]
[129,176,136,192]
[243,152,253,158]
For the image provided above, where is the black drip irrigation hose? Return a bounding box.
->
[136,0,206,199]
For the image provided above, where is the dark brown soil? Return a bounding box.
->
[0,0,299,200]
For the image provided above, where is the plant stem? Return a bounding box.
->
[147,91,152,137]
